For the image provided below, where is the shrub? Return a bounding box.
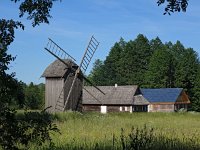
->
[0,106,59,150]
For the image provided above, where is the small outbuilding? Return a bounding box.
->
[83,85,149,113]
[141,88,190,112]
[42,59,83,113]
[133,95,149,112]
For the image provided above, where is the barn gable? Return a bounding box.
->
[176,90,190,103]
[133,95,149,105]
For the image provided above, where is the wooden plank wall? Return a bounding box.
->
[64,74,83,111]
[149,104,174,112]
[45,78,64,113]
[107,106,120,112]
[82,105,100,112]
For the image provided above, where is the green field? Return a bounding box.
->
[40,112,200,150]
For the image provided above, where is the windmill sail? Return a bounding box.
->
[79,36,99,73]
[63,36,104,111]
[45,38,76,67]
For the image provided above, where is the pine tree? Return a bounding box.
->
[103,38,126,85]
[87,59,106,86]
[191,65,200,111]
[174,48,199,91]
[149,37,163,52]
[121,34,152,85]
[145,47,175,88]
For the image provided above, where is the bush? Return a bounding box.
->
[0,106,59,150]
[24,82,45,110]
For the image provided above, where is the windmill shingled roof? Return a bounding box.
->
[141,88,183,103]
[83,85,139,105]
[41,59,78,77]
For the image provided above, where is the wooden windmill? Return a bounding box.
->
[42,36,104,112]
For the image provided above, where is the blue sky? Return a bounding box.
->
[1,0,200,84]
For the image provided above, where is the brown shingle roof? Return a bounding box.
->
[83,85,139,105]
[41,59,78,77]
[133,95,149,105]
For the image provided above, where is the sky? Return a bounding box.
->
[1,0,200,84]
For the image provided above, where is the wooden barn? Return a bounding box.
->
[83,85,149,113]
[42,59,83,113]
[133,95,149,112]
[141,88,190,112]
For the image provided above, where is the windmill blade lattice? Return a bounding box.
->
[45,38,76,65]
[79,36,99,74]
[63,36,100,111]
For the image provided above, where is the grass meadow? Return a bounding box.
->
[35,112,200,150]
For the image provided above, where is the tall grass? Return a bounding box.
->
[30,112,200,149]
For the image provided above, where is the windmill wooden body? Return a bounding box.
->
[42,36,104,113]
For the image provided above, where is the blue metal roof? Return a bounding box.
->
[141,88,183,103]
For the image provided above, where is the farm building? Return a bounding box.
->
[42,59,83,113]
[83,85,149,113]
[141,88,190,112]
[83,86,190,113]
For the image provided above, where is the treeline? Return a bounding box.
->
[10,81,45,110]
[88,34,200,111]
